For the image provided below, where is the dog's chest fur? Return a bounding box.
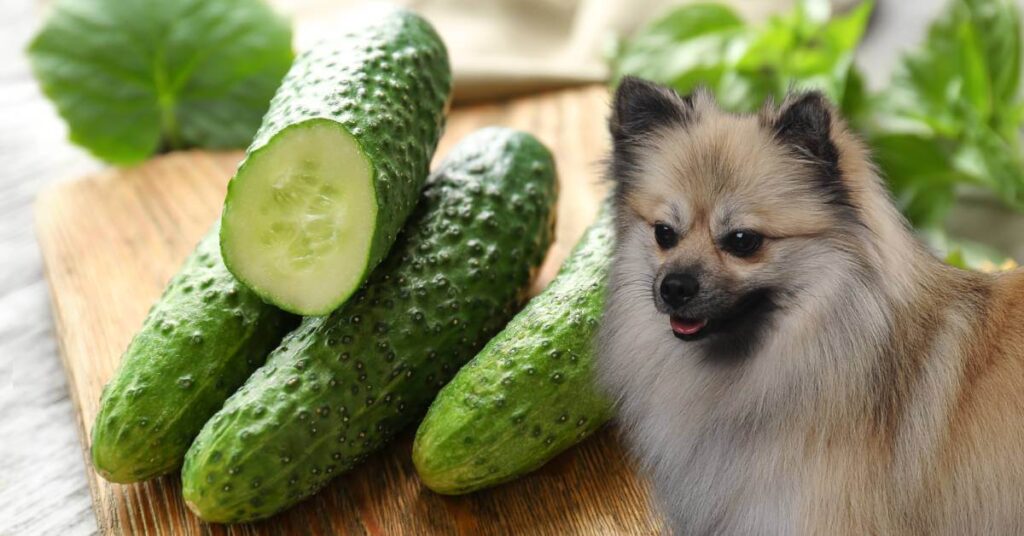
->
[599,269,896,534]
[627,384,888,535]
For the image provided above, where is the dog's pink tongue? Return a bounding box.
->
[671,317,708,336]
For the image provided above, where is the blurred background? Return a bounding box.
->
[2,0,1022,533]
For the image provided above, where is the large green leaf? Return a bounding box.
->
[28,0,293,165]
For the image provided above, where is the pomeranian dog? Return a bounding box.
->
[596,76,1024,535]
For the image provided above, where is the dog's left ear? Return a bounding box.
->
[768,91,850,207]
[771,91,839,169]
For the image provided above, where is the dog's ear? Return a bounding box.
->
[610,76,695,144]
[770,91,847,205]
[607,77,695,190]
[771,91,839,170]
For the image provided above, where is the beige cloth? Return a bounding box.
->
[277,0,830,102]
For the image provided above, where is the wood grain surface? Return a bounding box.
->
[34,85,665,535]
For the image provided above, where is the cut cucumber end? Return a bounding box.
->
[221,120,376,315]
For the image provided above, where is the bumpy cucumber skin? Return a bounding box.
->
[182,128,558,523]
[220,6,451,314]
[91,225,297,483]
[412,211,614,495]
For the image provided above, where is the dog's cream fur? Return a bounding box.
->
[597,78,1024,535]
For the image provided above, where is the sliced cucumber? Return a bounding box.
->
[221,121,375,314]
[220,7,451,315]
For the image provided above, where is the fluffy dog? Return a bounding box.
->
[597,76,1024,535]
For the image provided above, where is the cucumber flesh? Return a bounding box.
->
[221,121,375,315]
[219,7,451,316]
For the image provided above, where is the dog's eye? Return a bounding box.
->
[722,230,763,257]
[654,223,678,249]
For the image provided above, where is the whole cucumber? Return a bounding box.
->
[182,128,558,522]
[412,210,614,494]
[220,6,451,315]
[91,224,297,483]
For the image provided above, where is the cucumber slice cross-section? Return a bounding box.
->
[221,121,375,315]
[219,7,451,315]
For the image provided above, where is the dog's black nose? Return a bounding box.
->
[660,273,699,307]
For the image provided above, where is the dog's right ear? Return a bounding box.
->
[607,77,695,190]
[609,76,695,145]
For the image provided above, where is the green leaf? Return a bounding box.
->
[871,133,966,226]
[944,247,969,269]
[628,3,745,46]
[841,66,869,125]
[965,0,1021,113]
[28,0,293,165]
[612,3,745,90]
[952,125,1024,209]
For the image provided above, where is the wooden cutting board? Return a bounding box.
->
[35,85,664,535]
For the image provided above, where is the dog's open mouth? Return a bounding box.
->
[665,288,779,348]
[670,316,709,340]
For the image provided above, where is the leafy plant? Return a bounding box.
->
[28,0,294,165]
[611,0,873,114]
[867,0,1024,227]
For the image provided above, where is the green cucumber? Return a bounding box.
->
[412,210,614,494]
[220,6,451,315]
[91,224,297,483]
[182,128,558,523]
